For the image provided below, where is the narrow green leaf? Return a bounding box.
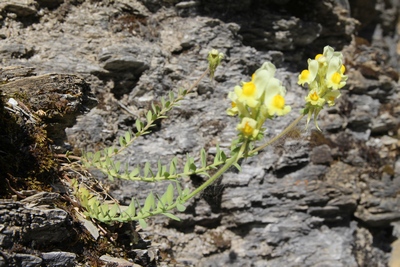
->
[189,162,197,172]
[109,203,119,217]
[115,161,121,172]
[99,204,109,217]
[143,162,150,178]
[91,202,99,216]
[119,136,125,147]
[81,195,88,209]
[169,91,174,101]
[161,165,167,177]
[93,151,101,163]
[129,167,139,179]
[162,212,180,221]
[127,197,136,216]
[182,188,190,197]
[87,196,98,207]
[201,148,207,168]
[146,110,152,123]
[169,157,177,175]
[151,102,157,114]
[220,150,227,161]
[124,130,131,143]
[157,194,166,211]
[165,183,174,205]
[142,192,155,212]
[107,147,114,157]
[175,181,182,196]
[176,203,186,212]
[183,154,190,173]
[106,156,112,166]
[160,96,166,107]
[109,168,117,177]
[139,219,148,229]
[135,119,142,132]
[198,171,211,178]
[233,162,241,171]
[157,160,162,177]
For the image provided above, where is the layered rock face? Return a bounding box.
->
[1,0,400,266]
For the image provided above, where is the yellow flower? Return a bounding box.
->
[305,89,325,106]
[266,94,291,116]
[258,76,290,116]
[326,57,347,90]
[234,82,259,108]
[323,90,341,106]
[253,63,276,94]
[237,117,259,138]
[298,59,318,86]
[227,91,239,116]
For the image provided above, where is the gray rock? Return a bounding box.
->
[0,0,38,17]
[1,252,42,267]
[0,0,399,266]
[100,255,142,267]
[0,199,70,247]
[42,252,76,267]
[310,144,333,165]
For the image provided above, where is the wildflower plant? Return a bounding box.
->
[227,62,291,157]
[298,45,347,130]
[68,45,347,230]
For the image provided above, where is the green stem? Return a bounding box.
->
[249,114,305,155]
[182,141,247,202]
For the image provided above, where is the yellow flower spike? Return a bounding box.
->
[237,117,259,138]
[298,45,347,131]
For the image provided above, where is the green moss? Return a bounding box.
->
[0,95,57,197]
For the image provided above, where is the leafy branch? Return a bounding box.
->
[82,146,227,182]
[68,46,345,229]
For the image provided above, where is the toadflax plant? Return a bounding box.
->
[68,46,346,229]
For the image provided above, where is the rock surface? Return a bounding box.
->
[0,0,400,266]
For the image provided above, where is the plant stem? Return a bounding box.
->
[182,141,247,202]
[249,114,305,155]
